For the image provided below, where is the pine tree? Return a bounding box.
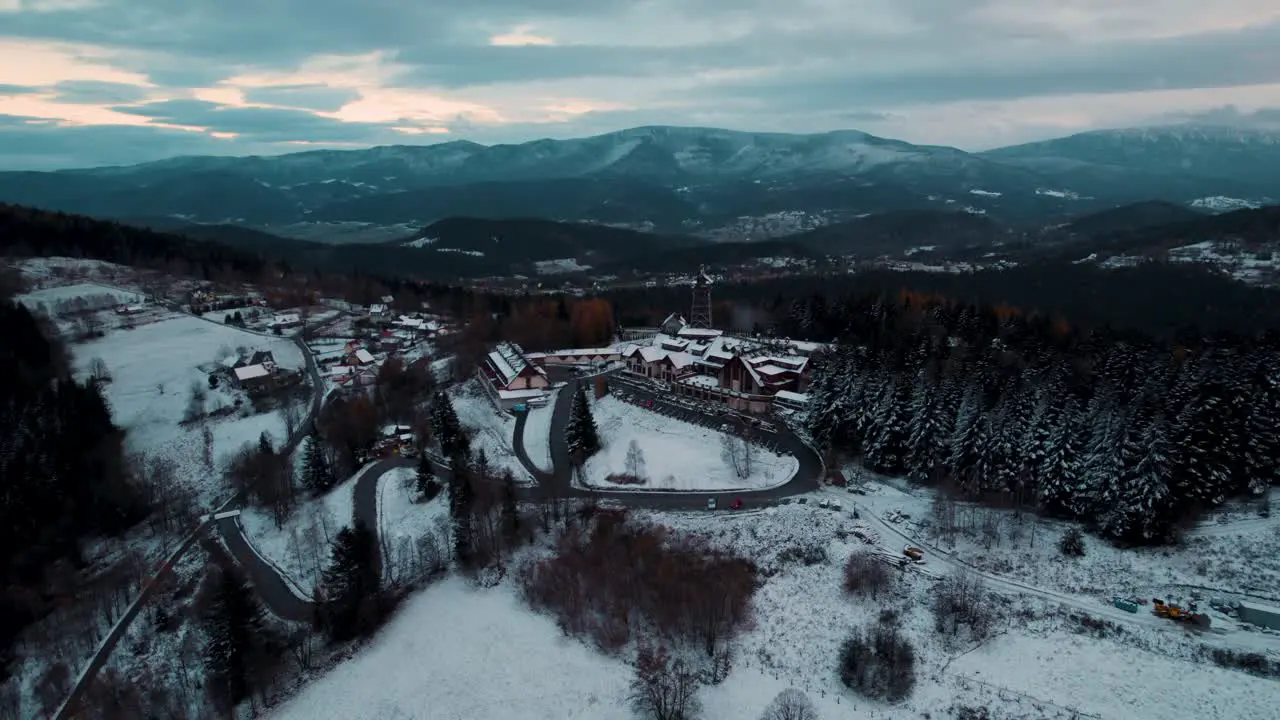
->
[448,465,475,565]
[416,454,441,501]
[201,562,266,710]
[1170,383,1232,511]
[301,429,336,494]
[1104,417,1174,542]
[500,469,519,547]
[317,522,381,641]
[1038,400,1083,516]
[565,383,600,461]
[431,392,469,461]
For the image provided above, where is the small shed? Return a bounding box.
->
[1238,601,1280,630]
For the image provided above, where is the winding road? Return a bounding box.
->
[218,366,824,619]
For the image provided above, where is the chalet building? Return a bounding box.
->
[272,313,302,329]
[482,342,548,392]
[526,346,630,367]
[232,363,273,394]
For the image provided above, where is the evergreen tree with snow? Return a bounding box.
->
[448,463,476,565]
[201,561,268,710]
[1038,399,1083,516]
[500,469,520,547]
[565,383,600,462]
[1170,383,1232,510]
[301,429,336,494]
[431,392,469,461]
[316,522,381,641]
[1244,368,1280,495]
[416,453,441,501]
[1103,416,1174,542]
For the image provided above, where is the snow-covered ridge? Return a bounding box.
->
[403,236,438,248]
[1190,196,1264,212]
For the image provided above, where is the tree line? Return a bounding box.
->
[0,301,147,684]
[802,291,1279,544]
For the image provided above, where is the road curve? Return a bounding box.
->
[218,366,823,620]
[530,371,823,510]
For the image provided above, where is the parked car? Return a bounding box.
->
[818,499,830,509]
[730,498,744,510]
[830,500,842,511]
[707,497,717,511]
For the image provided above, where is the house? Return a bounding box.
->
[481,342,548,392]
[379,333,401,353]
[369,303,389,317]
[659,312,687,336]
[345,348,375,366]
[233,363,273,393]
[272,313,302,329]
[249,350,276,371]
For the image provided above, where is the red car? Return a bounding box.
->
[730,498,744,510]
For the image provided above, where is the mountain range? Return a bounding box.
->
[0,124,1276,243]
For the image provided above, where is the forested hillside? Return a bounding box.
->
[797,293,1277,543]
[0,301,146,682]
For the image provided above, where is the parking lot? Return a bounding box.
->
[609,373,788,453]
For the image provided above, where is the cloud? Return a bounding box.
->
[1158,104,1280,129]
[241,84,361,112]
[1,0,1280,168]
[50,80,151,104]
[109,99,408,143]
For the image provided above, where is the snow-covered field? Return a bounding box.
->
[69,312,307,505]
[520,390,557,473]
[448,379,531,482]
[377,466,450,580]
[581,395,797,492]
[16,281,143,310]
[241,465,366,597]
[268,575,858,720]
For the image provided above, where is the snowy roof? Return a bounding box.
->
[354,349,375,364]
[369,303,388,314]
[683,374,720,388]
[667,352,696,369]
[774,390,809,403]
[676,328,722,339]
[639,346,665,363]
[498,389,548,400]
[754,364,793,376]
[485,342,545,387]
[274,313,300,325]
[661,338,690,351]
[234,364,270,381]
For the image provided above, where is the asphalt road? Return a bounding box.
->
[217,366,822,620]
[533,369,822,510]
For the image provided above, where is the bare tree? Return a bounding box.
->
[932,568,995,648]
[720,433,753,479]
[89,356,112,383]
[843,552,893,599]
[760,688,819,720]
[629,645,702,720]
[282,399,303,440]
[625,439,647,481]
[183,381,207,423]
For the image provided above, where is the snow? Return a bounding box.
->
[521,390,557,473]
[1035,188,1083,199]
[377,467,448,549]
[269,578,635,720]
[16,282,143,311]
[240,464,368,597]
[946,631,1280,720]
[534,258,592,275]
[580,395,798,492]
[402,236,438,248]
[70,313,306,506]
[448,379,532,482]
[1189,196,1263,212]
[436,247,485,257]
[968,189,1002,197]
[269,480,1280,720]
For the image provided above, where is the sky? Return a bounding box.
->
[1,0,1280,169]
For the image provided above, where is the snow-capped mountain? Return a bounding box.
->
[0,123,1275,239]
